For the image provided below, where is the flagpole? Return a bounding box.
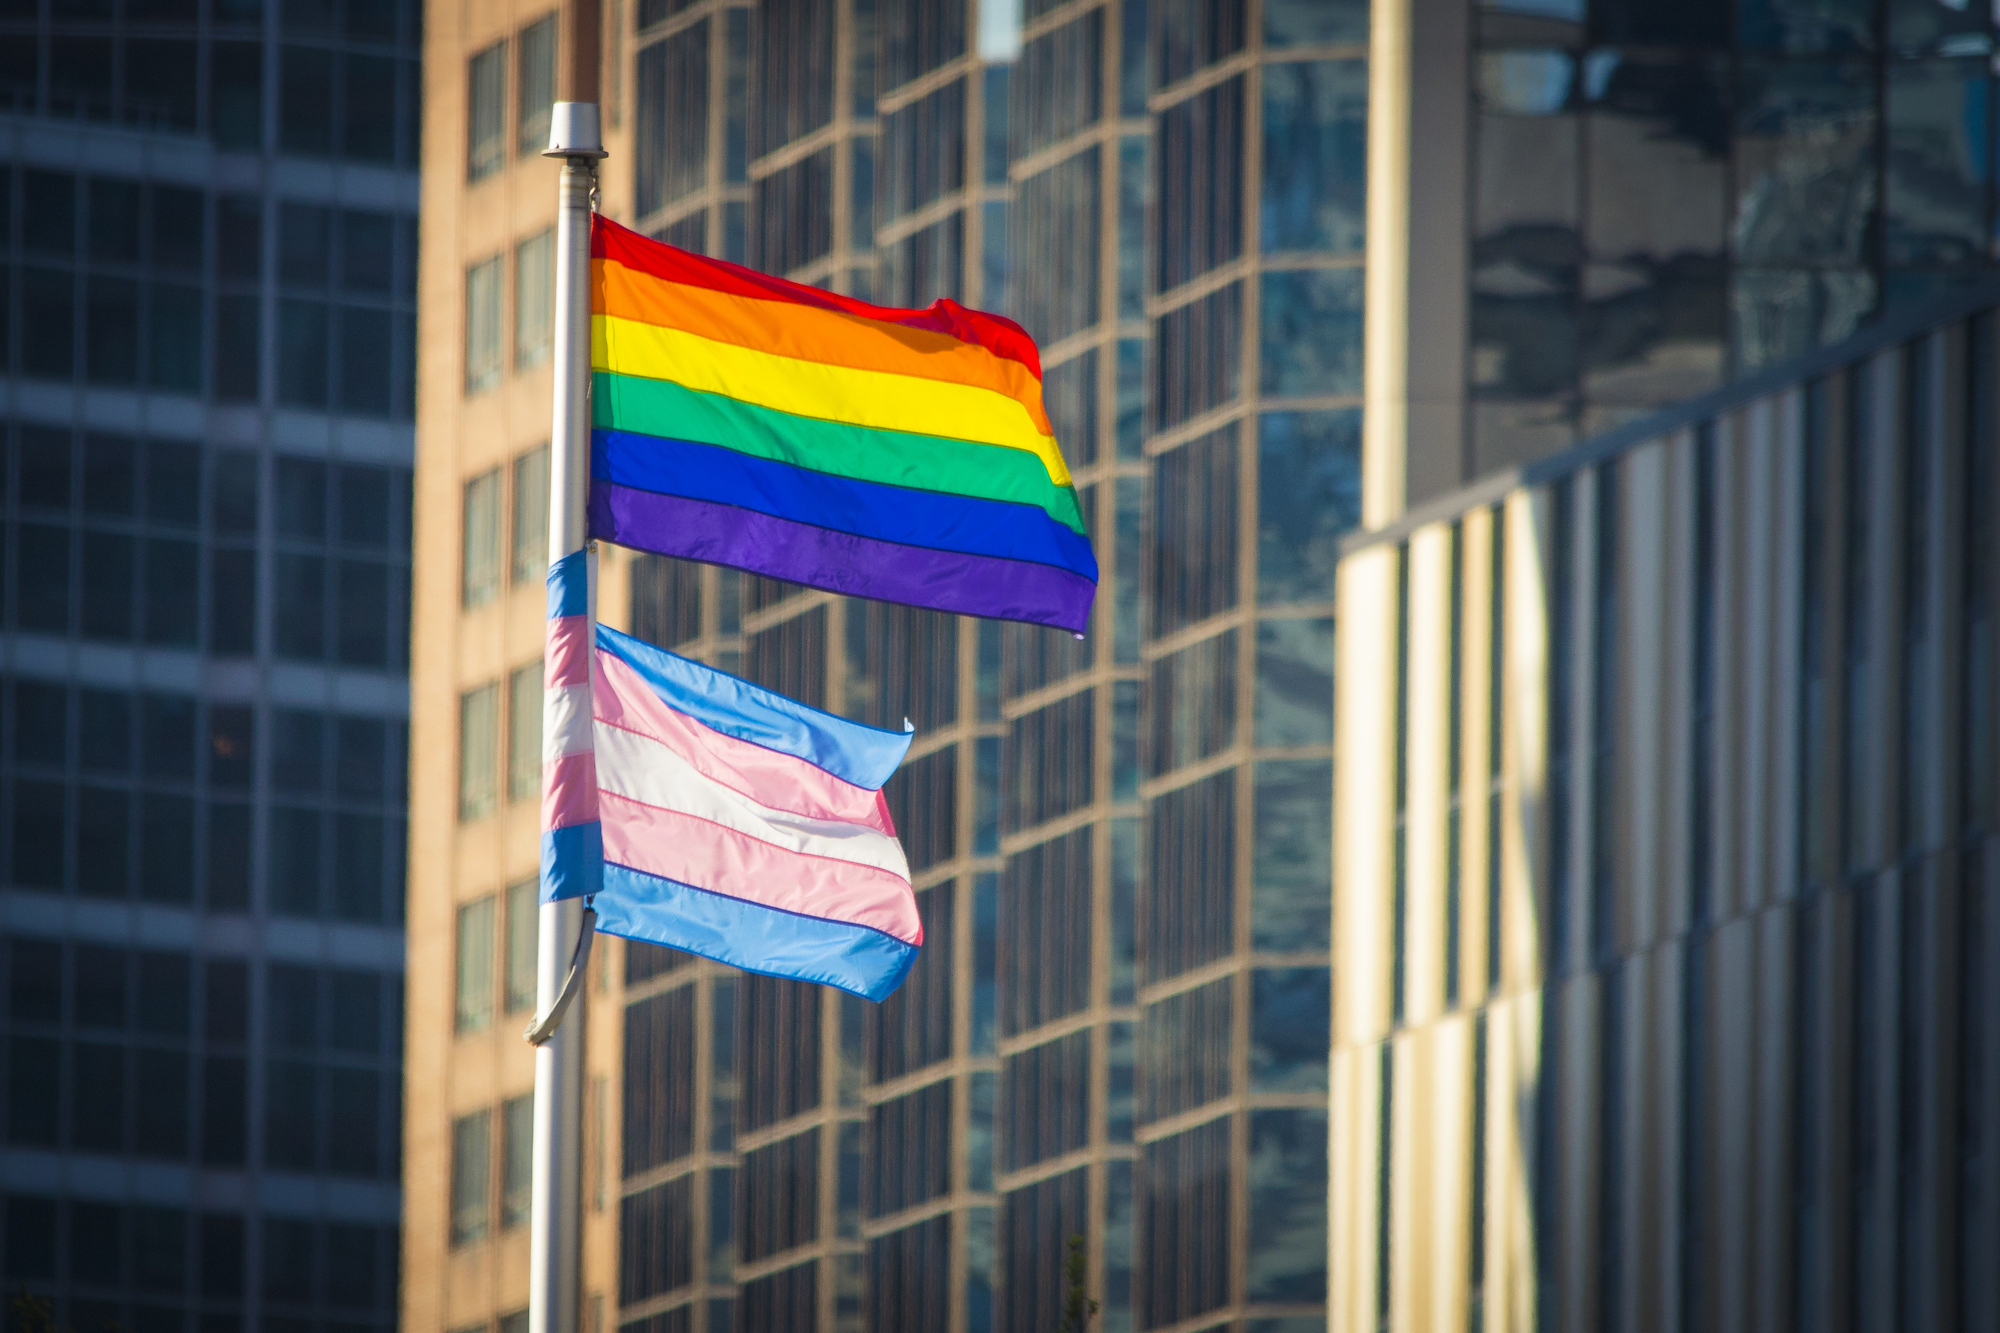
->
[532,101,605,1333]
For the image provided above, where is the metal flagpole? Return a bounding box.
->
[531,101,606,1333]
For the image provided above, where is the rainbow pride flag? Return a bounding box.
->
[543,551,921,999]
[587,216,1098,632]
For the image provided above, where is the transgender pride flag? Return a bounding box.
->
[540,550,920,1000]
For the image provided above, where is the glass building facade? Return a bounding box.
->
[0,4,419,1333]
[1467,0,2000,473]
[1331,286,2000,1331]
[604,2,1359,1331]
[417,3,2000,1333]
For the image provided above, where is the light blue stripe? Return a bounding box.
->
[547,550,589,620]
[593,623,912,790]
[541,822,603,902]
[593,860,919,1001]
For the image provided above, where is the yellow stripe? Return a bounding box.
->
[591,314,1073,488]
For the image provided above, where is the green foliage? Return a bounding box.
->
[1057,1233,1098,1333]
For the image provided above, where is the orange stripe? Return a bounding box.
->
[592,257,1056,437]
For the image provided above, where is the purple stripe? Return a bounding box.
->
[590,481,1096,632]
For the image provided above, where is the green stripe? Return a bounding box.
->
[593,371,1088,536]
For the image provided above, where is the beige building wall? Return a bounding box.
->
[406,5,630,1333]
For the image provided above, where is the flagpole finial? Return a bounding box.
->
[543,102,607,161]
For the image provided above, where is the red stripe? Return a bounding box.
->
[591,214,1043,380]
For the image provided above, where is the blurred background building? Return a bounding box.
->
[0,4,419,1333]
[409,2,2000,1333]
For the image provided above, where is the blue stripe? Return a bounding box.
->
[592,428,1098,579]
[594,861,918,1001]
[547,550,589,619]
[593,623,912,790]
[541,822,603,903]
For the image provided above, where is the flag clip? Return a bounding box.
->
[524,906,599,1045]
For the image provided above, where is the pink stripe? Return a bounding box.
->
[546,616,591,688]
[594,650,895,833]
[599,791,922,945]
[543,751,599,830]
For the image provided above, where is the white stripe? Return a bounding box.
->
[544,684,594,761]
[593,722,910,880]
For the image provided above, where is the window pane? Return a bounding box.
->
[1151,424,1240,636]
[505,661,543,805]
[468,41,507,180]
[462,469,502,608]
[1262,59,1366,254]
[1148,629,1237,775]
[456,896,496,1033]
[1014,9,1103,159]
[1259,268,1364,397]
[501,1094,534,1229]
[505,877,539,1014]
[1156,75,1244,291]
[1252,759,1332,950]
[1137,1117,1230,1326]
[464,257,503,393]
[512,445,551,585]
[451,1110,492,1246]
[514,230,554,370]
[1258,410,1361,605]
[1147,769,1236,979]
[1885,59,1989,268]
[1255,617,1334,746]
[634,21,711,216]
[1251,968,1329,1091]
[1141,978,1231,1123]
[1733,59,1877,269]
[1246,1107,1328,1300]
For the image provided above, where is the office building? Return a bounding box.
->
[0,4,420,1333]
[410,2,2000,1333]
[1331,277,2000,1333]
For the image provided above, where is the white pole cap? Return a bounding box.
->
[544,102,608,160]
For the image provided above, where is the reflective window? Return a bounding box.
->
[1262,60,1367,254]
[1151,423,1240,635]
[1733,60,1878,269]
[999,1167,1088,1333]
[449,1110,490,1246]
[454,897,495,1035]
[845,602,959,731]
[1155,283,1243,429]
[500,1093,534,1230]
[507,660,542,803]
[464,256,503,394]
[1261,268,1363,396]
[750,147,835,276]
[1003,1029,1091,1168]
[739,974,822,1130]
[881,746,957,874]
[1157,76,1245,291]
[1014,146,1102,346]
[1004,689,1094,830]
[871,881,954,1079]
[631,555,703,648]
[868,1214,950,1332]
[461,468,501,608]
[1246,1107,1329,1300]
[1000,828,1093,1034]
[457,683,498,822]
[618,1176,694,1303]
[1156,0,1247,89]
[1258,410,1360,605]
[741,1127,820,1259]
[1148,628,1237,775]
[1141,978,1231,1122]
[1147,769,1236,978]
[504,877,538,1015]
[1268,0,1367,44]
[881,78,967,225]
[1014,9,1104,157]
[755,0,835,157]
[515,229,554,370]
[881,0,967,90]
[467,40,507,182]
[1251,759,1332,951]
[1886,60,1990,269]
[1738,0,1878,54]
[1137,1117,1231,1325]
[516,15,557,157]
[746,604,828,708]
[1250,968,1329,1091]
[1254,617,1334,747]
